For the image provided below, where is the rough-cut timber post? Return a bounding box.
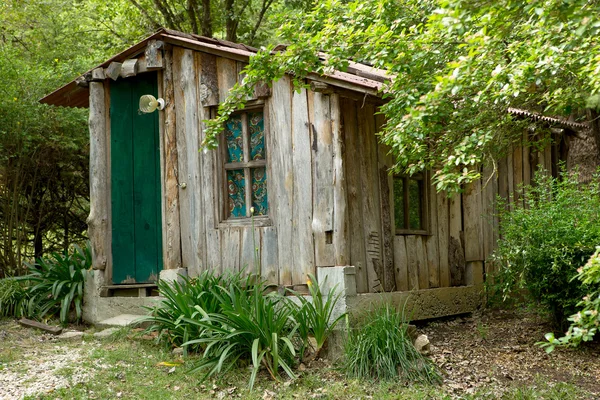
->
[162,47,182,270]
[331,94,349,265]
[87,82,109,270]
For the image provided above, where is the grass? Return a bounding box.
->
[0,319,592,400]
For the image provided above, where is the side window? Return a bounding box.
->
[393,173,428,234]
[222,109,268,220]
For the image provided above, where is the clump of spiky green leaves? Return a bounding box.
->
[342,304,441,384]
[137,270,255,352]
[0,278,28,318]
[17,242,90,324]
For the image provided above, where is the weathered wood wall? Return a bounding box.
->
[342,97,561,294]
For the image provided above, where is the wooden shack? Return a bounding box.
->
[40,29,578,324]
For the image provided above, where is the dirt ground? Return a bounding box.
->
[421,308,600,398]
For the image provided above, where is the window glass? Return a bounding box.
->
[393,177,405,229]
[223,110,268,220]
[408,179,423,230]
[227,169,246,217]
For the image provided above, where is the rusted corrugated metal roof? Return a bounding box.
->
[508,107,590,131]
[40,28,388,108]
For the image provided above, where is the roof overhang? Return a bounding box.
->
[39,28,388,108]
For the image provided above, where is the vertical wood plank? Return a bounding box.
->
[342,99,368,293]
[426,184,440,288]
[291,87,315,283]
[437,192,450,287]
[240,227,260,276]
[449,194,465,286]
[268,77,294,285]
[160,48,182,271]
[416,236,429,289]
[359,104,383,293]
[261,227,279,285]
[196,53,220,274]
[216,57,238,104]
[221,227,241,273]
[331,94,350,266]
[172,47,202,273]
[310,91,336,267]
[405,235,419,290]
[544,142,553,174]
[513,145,523,207]
[393,236,408,291]
[482,165,495,262]
[507,148,514,210]
[463,180,484,286]
[522,134,531,202]
[498,157,509,202]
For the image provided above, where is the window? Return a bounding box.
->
[393,173,428,234]
[222,108,268,220]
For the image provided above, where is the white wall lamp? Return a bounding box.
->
[139,94,165,113]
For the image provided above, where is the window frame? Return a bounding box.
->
[393,172,429,236]
[216,101,271,228]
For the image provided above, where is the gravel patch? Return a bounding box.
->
[0,322,96,400]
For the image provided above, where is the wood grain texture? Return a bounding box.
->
[437,191,450,287]
[449,194,465,286]
[216,57,238,106]
[359,104,383,293]
[426,185,440,288]
[416,236,429,290]
[463,180,483,262]
[310,91,336,267]
[145,40,164,69]
[331,94,350,266]
[405,235,419,290]
[507,147,514,210]
[261,227,279,285]
[87,82,109,271]
[199,52,219,107]
[291,87,315,283]
[341,99,368,293]
[268,77,294,285]
[161,48,182,271]
[393,235,408,291]
[513,145,523,207]
[221,227,241,272]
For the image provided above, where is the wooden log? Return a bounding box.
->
[87,81,109,271]
[331,94,350,267]
[437,191,450,287]
[405,235,419,290]
[426,184,440,288]
[120,59,139,78]
[19,318,62,335]
[291,87,315,283]
[199,52,219,107]
[75,75,89,88]
[91,67,105,81]
[105,62,122,81]
[161,47,182,270]
[145,40,164,69]
[310,81,334,94]
[269,77,294,285]
[393,235,409,291]
[342,99,368,293]
[172,47,203,271]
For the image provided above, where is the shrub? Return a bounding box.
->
[184,278,297,389]
[18,242,91,324]
[137,270,253,351]
[0,278,28,318]
[342,304,441,384]
[287,273,346,360]
[491,169,600,328]
[540,247,600,352]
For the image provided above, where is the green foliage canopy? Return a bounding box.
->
[204,0,600,191]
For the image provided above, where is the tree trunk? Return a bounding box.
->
[202,0,212,36]
[225,0,236,42]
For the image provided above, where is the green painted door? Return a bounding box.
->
[110,73,162,284]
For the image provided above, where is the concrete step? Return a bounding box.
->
[96,313,148,329]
